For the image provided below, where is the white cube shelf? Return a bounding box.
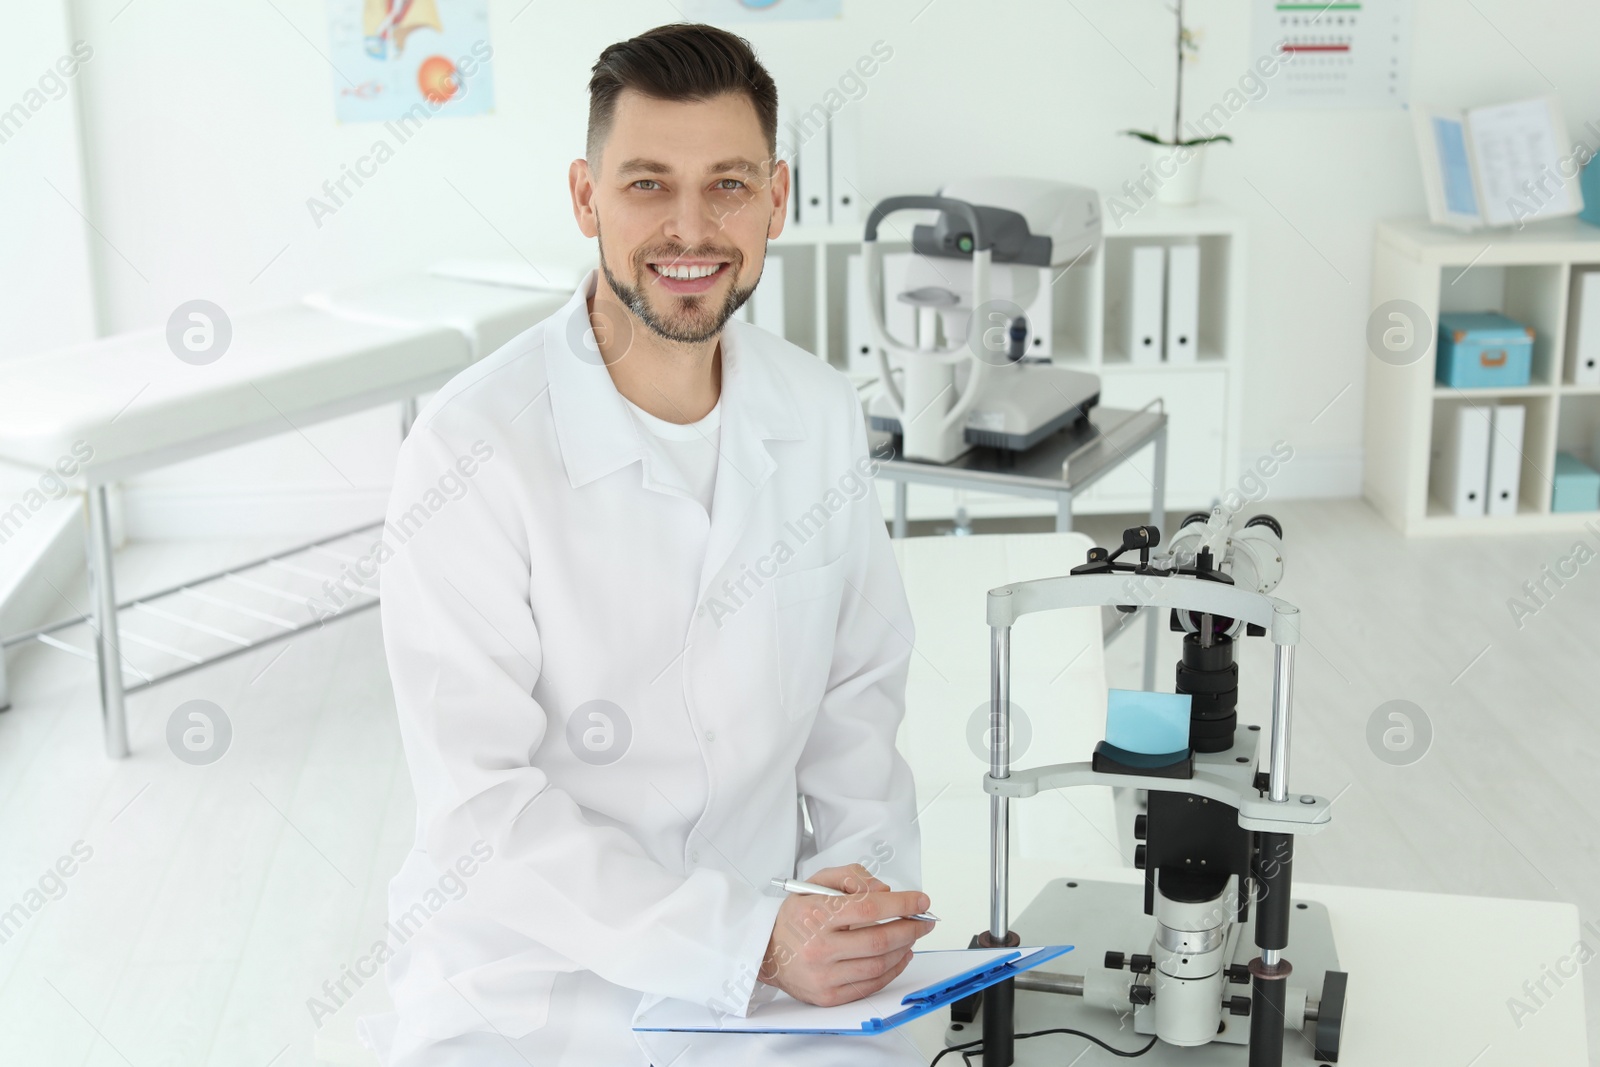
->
[1366,217,1600,535]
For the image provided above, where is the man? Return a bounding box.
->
[359,22,935,1067]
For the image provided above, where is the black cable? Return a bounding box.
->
[927,1035,980,1066]
[928,1026,1160,1066]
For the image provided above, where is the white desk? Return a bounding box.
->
[897,868,1589,1065]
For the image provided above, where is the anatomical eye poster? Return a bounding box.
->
[684,0,843,22]
[326,0,495,123]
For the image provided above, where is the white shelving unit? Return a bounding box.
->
[1366,217,1600,536]
[769,222,863,367]
[768,203,1246,520]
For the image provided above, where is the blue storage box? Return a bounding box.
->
[1581,159,1600,227]
[1552,451,1600,513]
[1436,312,1534,388]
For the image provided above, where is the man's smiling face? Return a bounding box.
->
[574,88,788,345]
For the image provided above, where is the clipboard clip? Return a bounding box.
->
[860,946,1074,1033]
[902,951,1024,1005]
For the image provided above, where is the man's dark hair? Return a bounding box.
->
[587,23,778,163]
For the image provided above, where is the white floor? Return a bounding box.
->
[0,497,1596,1065]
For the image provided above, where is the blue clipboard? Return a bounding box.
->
[632,945,1073,1035]
[860,945,1073,1033]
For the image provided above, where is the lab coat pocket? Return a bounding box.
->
[773,553,848,721]
[432,956,560,1040]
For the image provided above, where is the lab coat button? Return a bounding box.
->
[704,729,716,742]
[690,849,701,863]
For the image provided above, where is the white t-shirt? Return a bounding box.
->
[622,395,721,515]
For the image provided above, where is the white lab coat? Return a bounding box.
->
[358,271,925,1066]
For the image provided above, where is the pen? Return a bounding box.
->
[770,877,940,922]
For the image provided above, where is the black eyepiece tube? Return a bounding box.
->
[1121,525,1161,551]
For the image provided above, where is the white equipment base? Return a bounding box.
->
[946,877,1343,1065]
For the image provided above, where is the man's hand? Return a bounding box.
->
[758,863,935,1007]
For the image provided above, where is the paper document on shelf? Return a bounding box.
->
[634,947,1066,1034]
[1412,95,1581,229]
[1469,98,1574,226]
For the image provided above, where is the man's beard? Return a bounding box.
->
[597,224,760,345]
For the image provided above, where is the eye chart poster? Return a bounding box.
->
[1252,0,1413,109]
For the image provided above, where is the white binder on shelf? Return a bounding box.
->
[846,253,874,376]
[1572,270,1600,385]
[1431,403,1492,517]
[776,114,800,226]
[830,108,860,225]
[1129,245,1166,364]
[1487,403,1526,517]
[791,106,830,226]
[750,254,786,340]
[1165,244,1200,364]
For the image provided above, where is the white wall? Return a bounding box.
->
[0,1,97,359]
[34,0,1600,533]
